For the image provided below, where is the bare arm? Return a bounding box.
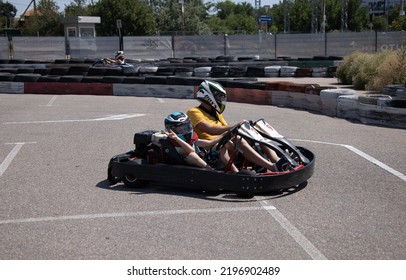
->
[195,120,233,136]
[196,132,227,148]
[165,130,194,155]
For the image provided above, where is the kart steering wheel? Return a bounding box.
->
[215,122,244,151]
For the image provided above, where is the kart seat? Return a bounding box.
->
[159,139,184,165]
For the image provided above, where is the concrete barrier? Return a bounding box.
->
[0,79,405,129]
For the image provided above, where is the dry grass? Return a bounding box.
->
[336,48,406,91]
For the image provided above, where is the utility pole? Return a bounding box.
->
[283,0,290,33]
[321,0,326,34]
[341,0,348,32]
[311,0,318,33]
[255,0,261,33]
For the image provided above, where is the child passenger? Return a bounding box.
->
[163,112,239,172]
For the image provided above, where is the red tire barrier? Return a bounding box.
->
[264,81,294,91]
[25,82,113,95]
[226,87,272,105]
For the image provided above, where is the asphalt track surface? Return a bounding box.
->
[0,92,405,260]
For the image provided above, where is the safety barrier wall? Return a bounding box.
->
[0,80,405,129]
[2,31,406,61]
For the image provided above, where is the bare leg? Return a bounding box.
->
[228,137,277,172]
[219,147,239,173]
[260,143,280,163]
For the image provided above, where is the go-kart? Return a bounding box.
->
[92,58,137,74]
[107,119,315,197]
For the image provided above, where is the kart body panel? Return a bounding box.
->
[108,148,314,194]
[107,129,315,195]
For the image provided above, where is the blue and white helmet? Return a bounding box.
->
[164,112,193,142]
[196,80,227,113]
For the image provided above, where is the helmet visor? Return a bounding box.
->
[213,90,227,103]
[170,121,192,135]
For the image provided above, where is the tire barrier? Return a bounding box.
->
[0,73,15,81]
[193,67,211,77]
[13,74,41,82]
[24,81,113,95]
[0,58,340,79]
[38,75,61,82]
[295,68,312,77]
[0,68,18,74]
[0,77,405,128]
[59,75,83,83]
[358,94,392,106]
[174,67,194,77]
[211,66,229,77]
[311,67,328,78]
[389,97,406,108]
[280,66,298,77]
[264,66,281,77]
[156,66,176,76]
[228,66,247,77]
[0,58,404,128]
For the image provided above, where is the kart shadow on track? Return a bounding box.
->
[96,179,308,201]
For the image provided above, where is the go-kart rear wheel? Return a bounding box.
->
[107,167,120,185]
[122,173,148,188]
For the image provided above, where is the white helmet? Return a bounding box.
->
[196,80,227,113]
[115,51,124,59]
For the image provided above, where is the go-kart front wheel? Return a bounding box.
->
[122,173,149,188]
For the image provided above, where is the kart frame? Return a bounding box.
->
[107,125,315,196]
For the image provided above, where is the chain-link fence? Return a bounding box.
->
[1,31,405,61]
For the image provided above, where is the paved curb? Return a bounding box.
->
[0,79,405,129]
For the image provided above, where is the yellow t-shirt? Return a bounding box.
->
[187,107,228,140]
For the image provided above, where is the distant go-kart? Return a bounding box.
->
[92,58,137,74]
[107,119,315,197]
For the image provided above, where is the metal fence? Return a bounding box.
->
[1,31,405,62]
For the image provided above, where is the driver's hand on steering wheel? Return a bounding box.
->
[237,120,248,126]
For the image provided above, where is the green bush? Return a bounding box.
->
[336,51,364,85]
[366,51,397,91]
[348,53,372,90]
[337,49,406,91]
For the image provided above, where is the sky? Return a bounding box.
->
[11,0,282,16]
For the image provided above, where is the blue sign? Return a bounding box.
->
[259,16,273,23]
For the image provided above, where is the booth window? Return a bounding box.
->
[67,27,76,37]
[80,28,95,37]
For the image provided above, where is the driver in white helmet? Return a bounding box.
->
[104,51,125,65]
[187,80,286,172]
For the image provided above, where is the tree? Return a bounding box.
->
[206,1,257,34]
[288,0,312,32]
[269,0,370,33]
[64,0,90,16]
[88,0,156,36]
[154,0,209,35]
[391,15,406,31]
[20,0,64,36]
[346,0,369,31]
[0,1,17,28]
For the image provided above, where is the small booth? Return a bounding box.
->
[61,16,101,38]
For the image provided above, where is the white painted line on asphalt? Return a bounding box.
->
[2,114,146,125]
[293,139,406,183]
[157,98,165,103]
[0,206,273,225]
[261,202,328,260]
[45,95,58,106]
[343,144,406,182]
[0,142,36,177]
